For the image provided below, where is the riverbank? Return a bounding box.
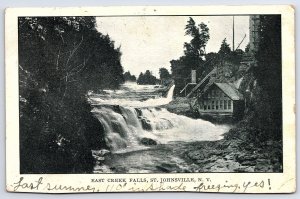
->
[175,138,282,173]
[159,97,197,118]
[158,98,282,173]
[93,136,282,173]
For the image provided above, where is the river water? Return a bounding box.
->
[88,82,229,173]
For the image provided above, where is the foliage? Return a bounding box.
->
[137,70,158,85]
[171,17,210,96]
[245,43,250,53]
[19,17,124,173]
[159,67,171,80]
[229,15,282,142]
[170,21,246,96]
[218,38,231,56]
[159,67,172,86]
[123,71,137,82]
[184,18,210,57]
[253,15,282,140]
[182,18,210,70]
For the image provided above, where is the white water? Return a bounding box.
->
[90,82,229,153]
[235,77,244,88]
[90,83,175,108]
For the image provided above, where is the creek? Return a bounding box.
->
[88,82,229,173]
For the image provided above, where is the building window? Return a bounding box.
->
[216,100,219,110]
[224,100,227,109]
[204,105,207,110]
[220,100,223,109]
[228,100,232,109]
[212,101,215,109]
[208,105,210,110]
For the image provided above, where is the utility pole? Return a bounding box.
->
[233,16,235,51]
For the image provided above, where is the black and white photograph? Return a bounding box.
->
[5,5,295,193]
[18,14,283,174]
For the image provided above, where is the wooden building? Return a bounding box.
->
[197,82,244,117]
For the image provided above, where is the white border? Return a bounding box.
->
[5,5,295,193]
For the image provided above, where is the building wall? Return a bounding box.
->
[233,100,245,118]
[249,15,260,54]
[197,86,233,113]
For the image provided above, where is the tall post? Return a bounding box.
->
[233,16,235,51]
[191,70,196,83]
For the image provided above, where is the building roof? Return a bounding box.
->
[214,82,243,100]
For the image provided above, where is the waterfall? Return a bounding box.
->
[141,84,175,107]
[90,84,175,108]
[166,85,175,101]
[91,83,229,153]
[92,106,228,153]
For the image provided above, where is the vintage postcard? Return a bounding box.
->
[5,5,295,193]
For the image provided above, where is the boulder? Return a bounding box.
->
[187,151,206,160]
[209,149,224,156]
[156,163,180,173]
[140,118,152,131]
[236,154,258,163]
[140,137,157,146]
[240,160,257,166]
[234,166,255,172]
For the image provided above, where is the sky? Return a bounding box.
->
[96,16,249,77]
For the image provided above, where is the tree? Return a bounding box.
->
[214,38,245,80]
[171,18,210,96]
[183,18,210,70]
[218,38,231,56]
[137,70,157,85]
[245,43,250,53]
[159,67,171,80]
[18,17,125,173]
[184,18,210,57]
[124,71,136,82]
[159,67,172,86]
[228,15,282,143]
[170,58,186,95]
[253,15,282,140]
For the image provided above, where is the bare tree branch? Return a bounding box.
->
[65,35,84,70]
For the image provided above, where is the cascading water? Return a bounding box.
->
[89,82,230,173]
[90,84,175,108]
[90,83,228,153]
